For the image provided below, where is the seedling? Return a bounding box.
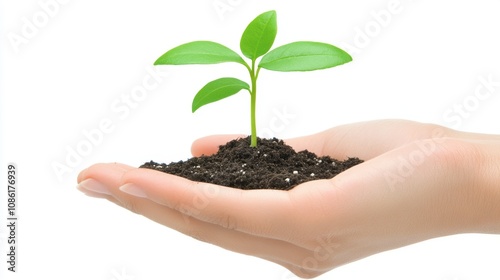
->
[155,10,352,147]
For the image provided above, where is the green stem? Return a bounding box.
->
[249,59,258,147]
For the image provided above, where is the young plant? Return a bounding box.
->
[155,10,352,147]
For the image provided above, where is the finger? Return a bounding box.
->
[77,164,321,267]
[190,120,455,160]
[77,162,133,184]
[114,194,323,274]
[191,134,246,156]
[116,175,342,276]
[288,119,460,159]
[120,167,318,242]
[114,186,313,266]
[77,163,135,205]
[120,166,359,257]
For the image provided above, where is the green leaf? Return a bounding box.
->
[155,41,246,66]
[259,41,352,72]
[240,10,277,60]
[192,78,250,113]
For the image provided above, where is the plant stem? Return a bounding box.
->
[249,59,258,147]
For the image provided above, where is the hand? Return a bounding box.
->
[77,120,500,278]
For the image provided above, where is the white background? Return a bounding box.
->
[1,0,500,279]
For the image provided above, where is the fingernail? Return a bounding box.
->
[77,185,110,199]
[119,183,148,198]
[77,178,112,195]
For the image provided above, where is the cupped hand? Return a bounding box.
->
[77,120,500,278]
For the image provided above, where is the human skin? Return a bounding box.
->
[77,120,500,278]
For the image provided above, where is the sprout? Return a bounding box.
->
[154,10,352,147]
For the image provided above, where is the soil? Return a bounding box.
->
[140,136,363,190]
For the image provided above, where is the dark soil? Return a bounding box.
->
[140,136,363,190]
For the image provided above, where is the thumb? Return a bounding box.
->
[191,134,246,157]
